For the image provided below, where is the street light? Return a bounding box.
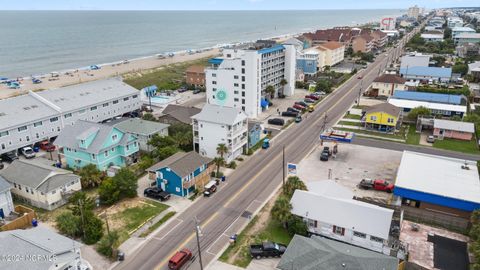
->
[194,217,204,270]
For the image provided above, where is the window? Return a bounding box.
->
[104,151,109,157]
[0,131,8,137]
[234,98,239,102]
[103,103,109,107]
[241,68,245,74]
[353,231,366,238]
[212,81,217,85]
[370,116,377,121]
[64,113,72,119]
[333,225,345,236]
[234,83,239,87]
[234,75,239,79]
[79,109,86,114]
[14,183,17,188]
[212,73,217,77]
[234,91,239,94]
[1,143,5,150]
[123,97,129,101]
[242,76,245,82]
[387,118,394,123]
[133,95,138,98]
[212,88,217,92]
[33,121,43,127]
[242,99,245,104]
[241,60,245,66]
[90,106,97,111]
[134,142,137,147]
[51,190,56,194]
[18,126,27,132]
[18,185,22,190]
[242,106,245,111]
[26,187,29,193]
[92,154,96,160]
[111,147,115,153]
[126,144,130,151]
[113,100,119,104]
[242,84,245,89]
[242,91,245,97]
[31,190,34,195]
[370,236,384,243]
[80,139,85,145]
[112,134,118,141]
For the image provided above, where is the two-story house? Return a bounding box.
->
[363,103,402,133]
[111,118,169,152]
[54,120,139,171]
[291,181,394,254]
[0,160,81,210]
[192,104,248,163]
[369,74,407,97]
[147,151,212,197]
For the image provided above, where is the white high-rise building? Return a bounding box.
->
[205,43,296,118]
[380,17,396,31]
[408,5,420,20]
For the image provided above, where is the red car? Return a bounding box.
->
[39,141,56,152]
[168,248,192,270]
[293,104,305,111]
[305,95,319,100]
[357,75,363,79]
[359,179,394,193]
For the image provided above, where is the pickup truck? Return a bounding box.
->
[359,179,394,193]
[250,242,286,259]
[144,187,171,201]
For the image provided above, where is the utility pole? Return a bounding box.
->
[104,209,110,236]
[282,145,286,187]
[194,217,204,270]
[78,199,86,240]
[357,80,363,104]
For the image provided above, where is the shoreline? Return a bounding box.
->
[0,13,402,99]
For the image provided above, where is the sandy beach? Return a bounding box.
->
[0,49,220,99]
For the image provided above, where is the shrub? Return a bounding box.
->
[56,212,80,238]
[236,157,244,162]
[83,212,104,245]
[228,161,237,169]
[96,231,120,258]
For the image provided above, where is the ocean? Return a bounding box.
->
[0,10,404,78]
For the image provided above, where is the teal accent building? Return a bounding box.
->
[54,120,139,171]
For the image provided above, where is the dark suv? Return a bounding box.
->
[1,152,18,162]
[144,187,171,201]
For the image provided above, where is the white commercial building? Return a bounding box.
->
[192,104,248,163]
[0,78,141,155]
[421,33,444,42]
[400,53,431,70]
[205,43,296,118]
[291,181,394,254]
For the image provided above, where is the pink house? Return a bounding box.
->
[433,119,475,141]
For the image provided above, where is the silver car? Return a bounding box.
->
[21,147,36,159]
[426,135,435,143]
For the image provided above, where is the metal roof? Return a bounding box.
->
[113,118,169,136]
[388,98,467,113]
[277,235,399,270]
[434,119,475,133]
[257,44,285,54]
[191,104,247,125]
[400,66,452,78]
[291,186,393,239]
[392,91,464,105]
[395,151,480,204]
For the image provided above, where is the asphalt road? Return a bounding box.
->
[114,29,419,270]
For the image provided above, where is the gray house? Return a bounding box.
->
[0,160,82,210]
[0,226,87,270]
[112,118,169,152]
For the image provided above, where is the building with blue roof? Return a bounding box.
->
[392,90,466,105]
[400,66,452,83]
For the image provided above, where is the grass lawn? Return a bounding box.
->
[405,124,420,145]
[123,58,209,90]
[338,121,362,127]
[433,138,480,154]
[111,199,169,244]
[343,114,362,120]
[337,127,406,140]
[139,211,176,238]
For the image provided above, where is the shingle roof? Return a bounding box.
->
[318,41,344,50]
[186,65,205,74]
[113,118,169,136]
[161,105,202,124]
[0,160,80,193]
[191,104,247,125]
[147,151,212,178]
[277,235,399,270]
[373,74,406,84]
[434,119,475,133]
[0,226,82,270]
[392,91,464,105]
[365,103,401,118]
[54,120,134,154]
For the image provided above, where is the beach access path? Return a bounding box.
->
[0,49,219,99]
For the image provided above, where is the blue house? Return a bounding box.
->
[147,151,212,197]
[400,66,452,83]
[248,122,262,148]
[54,120,139,171]
[392,91,467,105]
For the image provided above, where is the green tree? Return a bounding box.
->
[283,176,308,198]
[148,134,177,149]
[78,164,105,189]
[316,79,333,94]
[98,178,120,205]
[137,155,155,171]
[213,157,225,178]
[345,46,354,56]
[265,85,275,99]
[279,79,288,96]
[287,216,308,236]
[96,230,120,258]
[470,210,480,269]
[172,132,192,151]
[444,27,452,39]
[452,62,469,76]
[407,106,431,121]
[142,113,157,122]
[153,146,179,160]
[216,143,228,159]
[56,212,80,238]
[271,195,292,228]
[82,211,104,245]
[113,168,138,198]
[68,191,95,216]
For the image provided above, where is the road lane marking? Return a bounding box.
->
[153,219,184,241]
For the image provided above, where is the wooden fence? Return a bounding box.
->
[0,205,36,231]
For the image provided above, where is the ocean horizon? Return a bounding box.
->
[0,10,405,78]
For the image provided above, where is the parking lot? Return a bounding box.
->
[296,143,402,202]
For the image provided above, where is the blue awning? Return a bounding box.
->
[208,58,224,65]
[261,99,269,108]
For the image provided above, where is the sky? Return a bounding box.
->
[1,0,479,10]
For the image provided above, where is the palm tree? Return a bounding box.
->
[265,85,275,100]
[216,143,228,159]
[279,79,288,97]
[213,157,225,178]
[271,195,292,228]
[283,176,308,198]
[78,164,104,189]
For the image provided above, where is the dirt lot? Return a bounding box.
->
[296,143,402,203]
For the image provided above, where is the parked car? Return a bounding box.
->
[314,91,326,96]
[38,141,56,152]
[168,248,192,270]
[320,151,329,161]
[281,111,298,117]
[286,107,300,113]
[250,242,286,259]
[144,187,171,201]
[177,87,187,93]
[295,115,302,123]
[268,118,285,126]
[322,146,332,156]
[0,151,18,162]
[295,101,308,107]
[192,89,202,94]
[357,75,363,79]
[293,104,305,111]
[305,95,319,100]
[426,135,435,143]
[20,147,36,159]
[203,180,217,197]
[358,178,394,193]
[304,98,315,103]
[307,105,315,112]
